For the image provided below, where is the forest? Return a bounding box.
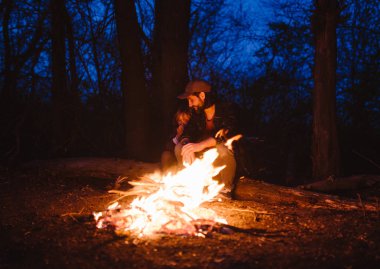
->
[1,0,379,182]
[1,0,379,268]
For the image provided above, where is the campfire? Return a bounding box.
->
[94,136,241,238]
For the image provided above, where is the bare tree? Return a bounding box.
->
[338,0,380,130]
[1,0,13,101]
[64,5,79,96]
[1,0,47,101]
[51,0,76,154]
[73,0,117,97]
[152,0,191,149]
[115,0,149,160]
[311,0,340,180]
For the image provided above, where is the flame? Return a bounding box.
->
[225,134,243,150]
[94,136,241,237]
[94,149,226,237]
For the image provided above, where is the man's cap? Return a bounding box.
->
[177,80,211,99]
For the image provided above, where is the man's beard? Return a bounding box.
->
[191,105,204,114]
[190,97,205,114]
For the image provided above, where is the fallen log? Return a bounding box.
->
[299,175,380,192]
[234,177,378,212]
[22,158,379,213]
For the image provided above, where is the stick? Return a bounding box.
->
[61,207,85,217]
[357,193,367,219]
[61,208,91,222]
[229,208,274,215]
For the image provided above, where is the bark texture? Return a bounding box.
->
[152,0,191,149]
[51,0,70,153]
[115,0,149,160]
[311,0,340,180]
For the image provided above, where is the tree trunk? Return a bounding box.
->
[1,0,14,101]
[114,0,149,160]
[87,4,105,97]
[51,0,69,154]
[152,0,191,150]
[311,0,340,181]
[65,6,79,97]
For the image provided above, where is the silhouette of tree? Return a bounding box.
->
[151,0,191,150]
[311,0,340,180]
[115,0,149,160]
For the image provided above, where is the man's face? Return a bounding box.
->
[186,93,205,113]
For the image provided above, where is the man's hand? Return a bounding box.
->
[181,137,217,165]
[181,142,203,165]
[182,151,195,166]
[181,142,203,157]
[215,128,229,140]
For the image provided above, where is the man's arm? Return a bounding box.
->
[182,137,216,154]
[181,137,216,165]
[212,102,238,143]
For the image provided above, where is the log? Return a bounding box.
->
[234,177,377,211]
[299,175,380,192]
[22,158,378,213]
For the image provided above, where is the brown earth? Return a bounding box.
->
[1,158,379,269]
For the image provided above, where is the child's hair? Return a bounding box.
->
[175,108,191,126]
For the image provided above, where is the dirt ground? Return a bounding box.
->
[1,158,379,269]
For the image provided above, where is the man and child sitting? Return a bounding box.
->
[161,80,239,197]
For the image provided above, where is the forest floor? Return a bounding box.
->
[1,158,379,269]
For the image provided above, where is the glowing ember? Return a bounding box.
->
[94,136,241,237]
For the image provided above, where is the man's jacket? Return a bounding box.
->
[183,101,238,144]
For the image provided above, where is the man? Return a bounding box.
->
[175,79,237,196]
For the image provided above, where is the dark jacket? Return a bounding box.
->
[184,101,238,144]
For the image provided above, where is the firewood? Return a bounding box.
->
[300,175,380,192]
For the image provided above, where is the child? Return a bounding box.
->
[161,108,192,173]
[172,108,191,146]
